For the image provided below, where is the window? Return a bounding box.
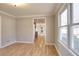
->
[58,3,79,55]
[60,27,68,44]
[60,9,67,26]
[59,8,68,45]
[71,25,79,55]
[73,4,79,23]
[70,4,79,55]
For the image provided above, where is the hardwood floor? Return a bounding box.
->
[0,36,58,56]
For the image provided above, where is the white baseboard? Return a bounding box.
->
[58,41,76,56]
[54,44,61,56]
[16,41,34,44]
[0,41,16,48]
[0,41,34,48]
[0,41,62,56]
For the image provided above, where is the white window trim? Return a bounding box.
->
[58,3,68,46]
[58,4,67,27]
[69,3,79,56]
[58,3,79,56]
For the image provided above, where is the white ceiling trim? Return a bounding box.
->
[0,10,15,17]
[0,10,52,18]
[54,4,65,15]
[15,14,52,18]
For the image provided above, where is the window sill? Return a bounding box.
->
[58,40,77,56]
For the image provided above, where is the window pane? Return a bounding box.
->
[60,27,68,45]
[60,9,67,26]
[71,25,79,55]
[73,4,79,23]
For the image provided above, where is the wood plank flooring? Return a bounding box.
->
[0,36,58,56]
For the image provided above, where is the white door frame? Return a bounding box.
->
[33,17,46,42]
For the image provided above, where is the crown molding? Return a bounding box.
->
[53,3,63,15]
[0,10,15,17]
[15,14,52,18]
[0,10,54,18]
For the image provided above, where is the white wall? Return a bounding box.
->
[46,16,55,44]
[0,16,1,47]
[16,17,34,43]
[0,11,55,47]
[16,16,55,44]
[54,4,76,56]
[0,13,16,47]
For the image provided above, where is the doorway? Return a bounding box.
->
[33,17,46,43]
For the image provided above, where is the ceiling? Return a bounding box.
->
[0,3,60,16]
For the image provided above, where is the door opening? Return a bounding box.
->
[33,18,46,43]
